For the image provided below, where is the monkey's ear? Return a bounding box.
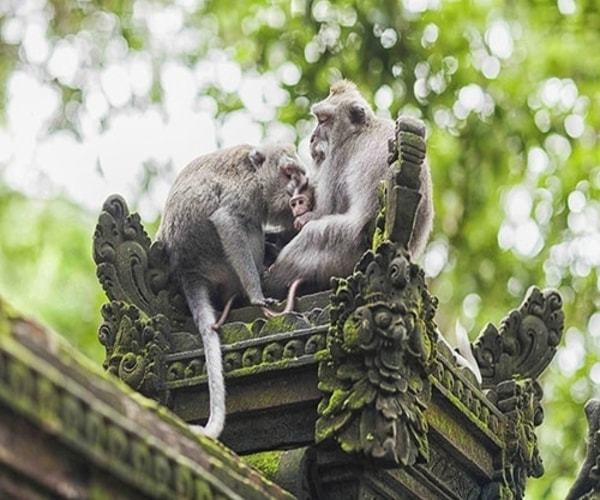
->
[280,163,305,180]
[249,149,266,168]
[349,103,366,125]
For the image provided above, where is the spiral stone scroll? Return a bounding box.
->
[472,287,564,388]
[93,194,194,333]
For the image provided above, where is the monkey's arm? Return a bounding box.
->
[263,218,364,297]
[210,208,269,306]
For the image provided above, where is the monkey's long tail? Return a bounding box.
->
[187,285,226,439]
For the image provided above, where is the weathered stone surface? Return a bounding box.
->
[91,114,566,499]
[473,286,564,387]
[316,243,437,467]
[0,298,293,500]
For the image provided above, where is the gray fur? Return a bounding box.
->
[263,81,433,298]
[157,143,305,438]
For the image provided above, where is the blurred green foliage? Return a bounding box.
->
[1,1,599,497]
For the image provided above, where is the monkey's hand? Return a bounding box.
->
[294,211,316,231]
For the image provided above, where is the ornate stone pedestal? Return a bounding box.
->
[93,117,564,499]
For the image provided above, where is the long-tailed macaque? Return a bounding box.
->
[263,80,434,298]
[157,143,307,438]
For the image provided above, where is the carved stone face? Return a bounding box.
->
[342,302,425,394]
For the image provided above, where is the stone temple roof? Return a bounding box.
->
[0,298,292,499]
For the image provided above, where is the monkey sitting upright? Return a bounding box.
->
[157,143,307,438]
[263,80,434,298]
[265,82,481,383]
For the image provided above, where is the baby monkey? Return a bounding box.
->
[288,170,314,231]
[266,168,315,316]
[157,143,307,438]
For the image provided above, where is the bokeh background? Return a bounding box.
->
[0,0,598,496]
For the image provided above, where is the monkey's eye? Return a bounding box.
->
[316,113,333,125]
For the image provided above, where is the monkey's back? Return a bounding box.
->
[157,144,264,305]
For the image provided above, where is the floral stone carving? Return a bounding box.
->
[93,195,192,330]
[473,286,564,388]
[93,195,190,401]
[315,241,438,467]
[472,287,564,499]
[98,301,171,402]
[494,379,544,499]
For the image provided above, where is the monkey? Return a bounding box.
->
[285,117,329,232]
[263,80,434,299]
[309,123,328,167]
[288,170,315,231]
[156,143,307,438]
[263,171,316,317]
[267,82,482,384]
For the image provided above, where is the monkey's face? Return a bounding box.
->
[310,123,328,166]
[311,95,370,155]
[289,191,311,218]
[250,144,309,226]
[278,156,310,218]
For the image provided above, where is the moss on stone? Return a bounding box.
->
[371,226,385,252]
[243,450,284,480]
[342,318,360,348]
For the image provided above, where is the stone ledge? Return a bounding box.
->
[0,299,293,500]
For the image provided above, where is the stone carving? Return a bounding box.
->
[567,399,600,500]
[98,301,171,402]
[433,340,503,438]
[93,195,188,400]
[0,334,222,499]
[93,194,193,331]
[383,117,428,247]
[165,326,327,387]
[315,242,438,467]
[420,445,482,499]
[492,379,544,499]
[473,287,564,388]
[472,287,564,499]
[373,116,427,250]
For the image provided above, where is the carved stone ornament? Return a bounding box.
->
[493,379,544,499]
[98,301,170,402]
[94,195,194,400]
[473,286,564,388]
[315,241,438,467]
[373,116,427,251]
[472,287,564,499]
[93,195,195,326]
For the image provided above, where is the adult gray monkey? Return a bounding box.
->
[263,80,434,299]
[264,81,481,383]
[157,143,307,438]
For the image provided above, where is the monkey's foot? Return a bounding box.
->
[262,279,303,318]
[212,295,236,331]
[250,297,278,308]
[262,307,281,319]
